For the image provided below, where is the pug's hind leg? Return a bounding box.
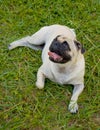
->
[8,36,30,50]
[36,68,45,89]
[68,84,84,113]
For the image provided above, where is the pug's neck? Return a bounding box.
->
[52,54,83,73]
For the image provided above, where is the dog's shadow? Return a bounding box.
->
[43,79,73,101]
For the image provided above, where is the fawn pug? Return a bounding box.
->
[9,24,85,113]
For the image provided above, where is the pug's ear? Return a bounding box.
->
[74,40,85,54]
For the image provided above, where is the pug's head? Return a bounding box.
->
[48,35,85,64]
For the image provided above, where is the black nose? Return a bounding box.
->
[49,41,60,52]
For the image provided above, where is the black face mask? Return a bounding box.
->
[49,36,72,64]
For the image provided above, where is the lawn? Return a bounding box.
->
[0,0,100,130]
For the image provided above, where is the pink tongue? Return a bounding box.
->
[48,51,62,61]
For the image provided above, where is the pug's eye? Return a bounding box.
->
[62,41,71,51]
[62,41,68,47]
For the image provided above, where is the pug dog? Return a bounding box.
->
[9,24,85,113]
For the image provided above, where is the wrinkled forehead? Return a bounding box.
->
[57,35,73,44]
[57,35,67,43]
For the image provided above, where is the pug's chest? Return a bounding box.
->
[47,68,75,85]
[51,71,72,84]
[42,62,82,85]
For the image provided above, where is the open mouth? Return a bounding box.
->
[48,51,63,62]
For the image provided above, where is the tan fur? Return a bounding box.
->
[9,24,85,113]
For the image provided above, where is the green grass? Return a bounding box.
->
[0,0,100,129]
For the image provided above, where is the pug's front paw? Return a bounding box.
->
[36,81,44,89]
[68,101,78,113]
